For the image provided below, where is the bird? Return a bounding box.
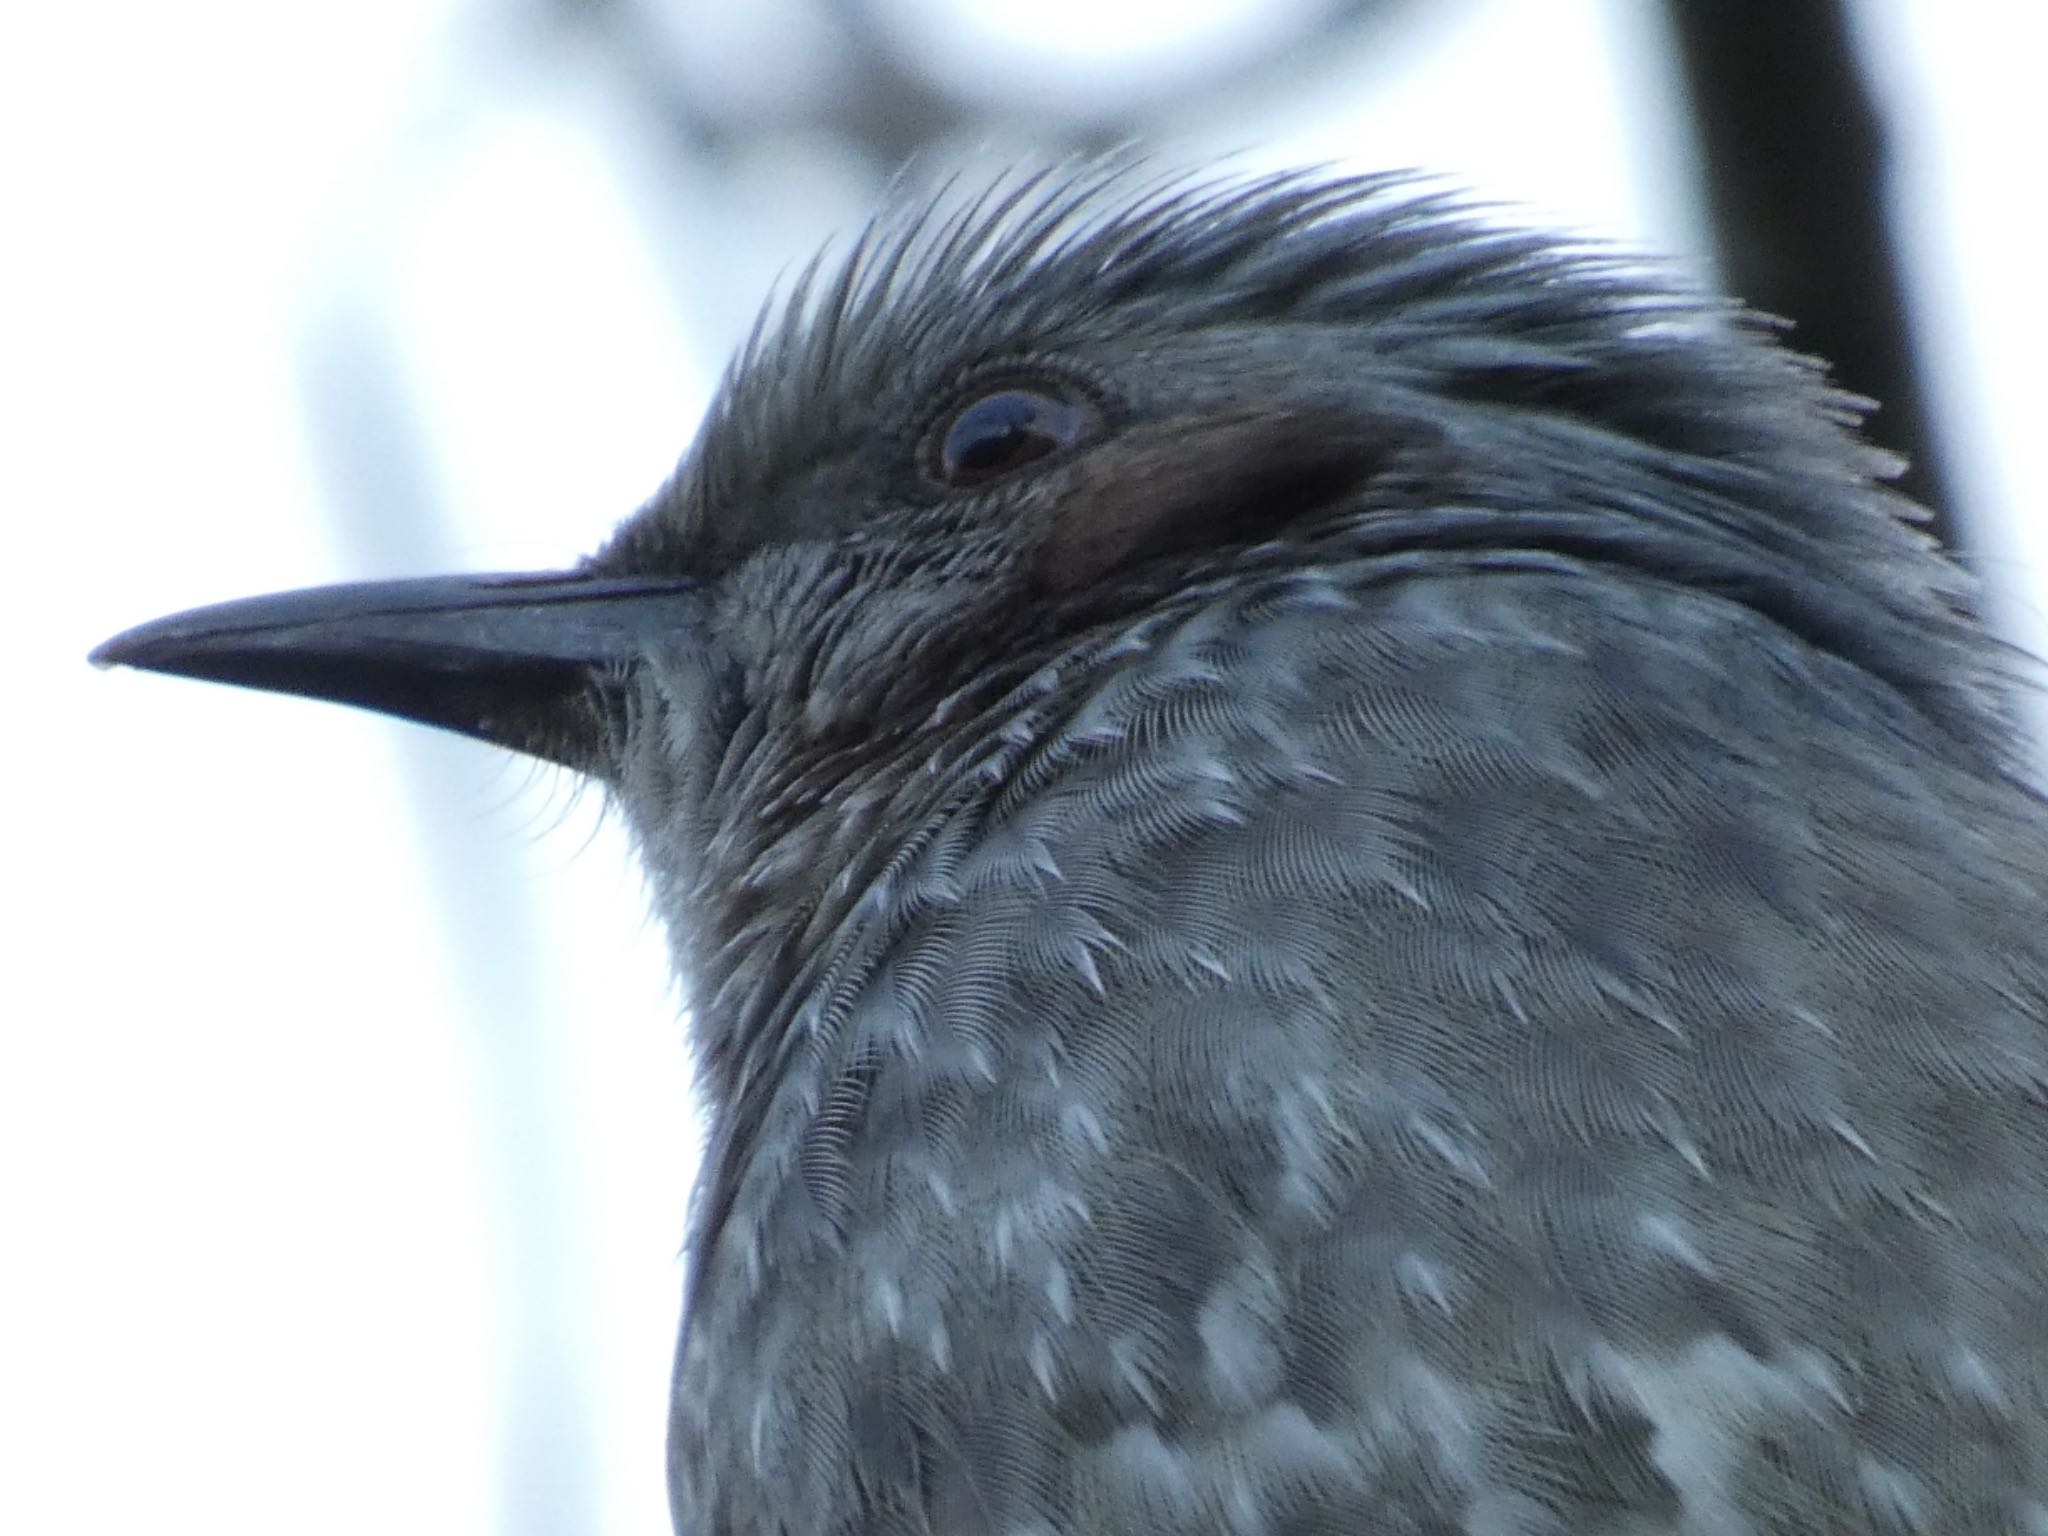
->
[94,163,2048,1534]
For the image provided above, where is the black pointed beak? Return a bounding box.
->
[91,571,700,772]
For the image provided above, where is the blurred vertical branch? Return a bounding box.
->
[1660,0,1962,556]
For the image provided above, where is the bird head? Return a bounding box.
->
[93,164,2002,794]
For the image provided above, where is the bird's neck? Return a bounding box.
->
[663,668,1027,1112]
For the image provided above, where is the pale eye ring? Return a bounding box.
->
[926,382,1092,489]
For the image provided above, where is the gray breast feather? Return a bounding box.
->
[670,560,2048,1535]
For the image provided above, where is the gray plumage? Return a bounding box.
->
[96,164,2048,1535]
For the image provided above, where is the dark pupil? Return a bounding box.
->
[941,389,1076,484]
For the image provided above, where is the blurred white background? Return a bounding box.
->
[5,1,2043,1531]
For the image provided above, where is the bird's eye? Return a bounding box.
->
[927,383,1092,489]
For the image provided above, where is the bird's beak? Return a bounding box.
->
[90,571,700,772]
